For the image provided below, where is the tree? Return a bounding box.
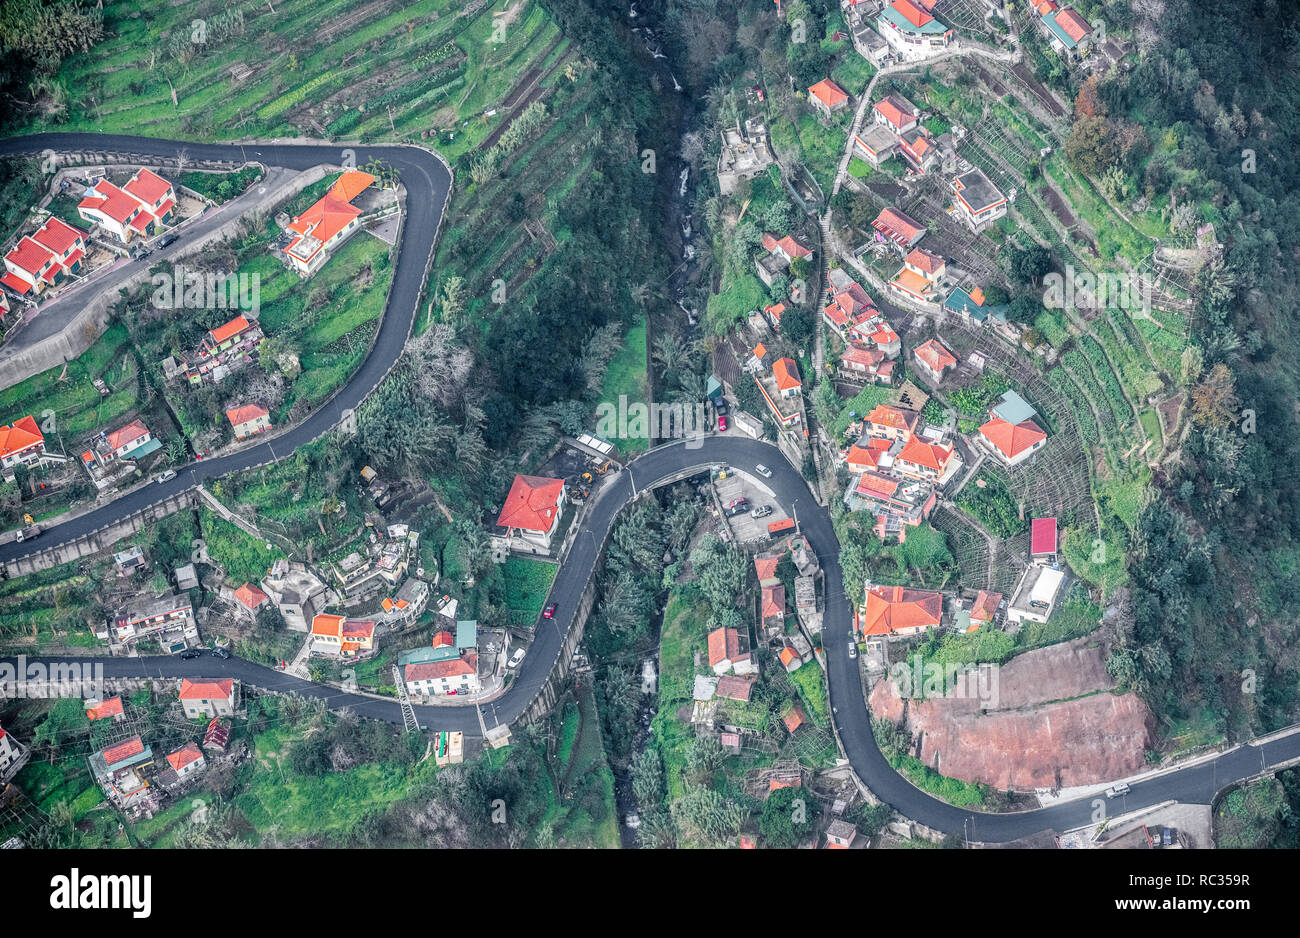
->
[1190,363,1239,428]
[1005,243,1052,287]
[671,786,747,847]
[760,785,816,848]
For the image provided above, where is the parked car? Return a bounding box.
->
[727,498,747,508]
[157,233,179,248]
[848,641,858,659]
[755,463,772,478]
[717,414,728,432]
[179,648,202,659]
[211,647,230,659]
[542,602,557,619]
[752,505,773,519]
[1105,783,1131,798]
[131,247,152,260]
[14,524,40,543]
[508,648,526,669]
[714,399,728,416]
[155,469,177,483]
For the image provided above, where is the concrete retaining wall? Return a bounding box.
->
[0,489,197,579]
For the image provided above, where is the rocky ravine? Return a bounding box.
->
[870,636,1152,792]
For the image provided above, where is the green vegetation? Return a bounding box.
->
[597,317,649,452]
[502,557,558,627]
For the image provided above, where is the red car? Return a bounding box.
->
[542,602,558,619]
[717,414,728,431]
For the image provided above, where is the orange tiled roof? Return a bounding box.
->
[979,417,1046,459]
[0,416,44,459]
[79,179,141,224]
[891,267,934,298]
[226,403,269,427]
[104,419,149,452]
[405,654,477,683]
[754,552,781,583]
[897,435,954,472]
[779,647,798,667]
[891,0,934,28]
[762,584,786,619]
[179,678,234,701]
[312,613,345,637]
[913,338,957,373]
[209,315,252,344]
[772,357,802,391]
[707,627,743,668]
[32,217,86,255]
[102,736,145,766]
[85,696,124,721]
[846,438,891,469]
[233,582,268,610]
[859,584,942,636]
[808,79,849,109]
[165,742,204,772]
[432,630,455,648]
[971,590,1002,623]
[905,248,945,275]
[124,168,173,205]
[496,474,565,533]
[1055,7,1090,41]
[867,404,918,432]
[5,237,54,277]
[874,95,915,130]
[782,707,805,734]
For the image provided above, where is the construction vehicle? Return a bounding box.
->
[581,471,594,484]
[15,523,41,543]
[22,514,34,525]
[590,460,618,474]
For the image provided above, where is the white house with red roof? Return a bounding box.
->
[283,170,375,276]
[85,696,126,722]
[226,403,271,440]
[78,168,176,243]
[871,206,927,251]
[857,583,943,637]
[894,433,959,483]
[32,216,88,275]
[102,418,154,461]
[756,231,813,286]
[0,415,51,481]
[873,93,921,134]
[179,678,239,718]
[911,336,958,383]
[164,742,207,780]
[404,653,481,697]
[1038,3,1093,59]
[978,390,1047,466]
[231,581,269,620]
[310,613,377,658]
[876,0,952,60]
[807,78,850,116]
[1030,517,1058,563]
[3,236,59,296]
[707,626,757,676]
[494,473,567,554]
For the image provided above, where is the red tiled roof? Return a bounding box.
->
[716,674,755,701]
[179,678,234,701]
[0,415,44,459]
[330,170,376,203]
[782,706,805,734]
[823,301,850,328]
[102,736,145,766]
[856,471,901,498]
[897,435,954,472]
[772,357,802,391]
[6,236,54,276]
[432,630,455,648]
[808,79,849,109]
[707,627,743,668]
[209,315,252,344]
[1056,7,1090,41]
[104,418,149,452]
[979,417,1047,459]
[753,342,768,360]
[341,619,375,639]
[779,647,798,667]
[840,346,885,371]
[891,0,934,27]
[405,654,477,683]
[913,338,957,373]
[1,271,32,293]
[226,403,269,427]
[874,95,916,131]
[971,590,1002,624]
[845,438,891,470]
[1031,517,1058,555]
[124,168,173,206]
[85,696,124,721]
[859,584,942,636]
[905,248,944,275]
[203,718,230,750]
[165,742,204,772]
[754,552,781,584]
[761,584,786,619]
[867,404,918,432]
[768,518,796,535]
[496,474,565,533]
[872,207,925,243]
[233,582,268,610]
[312,613,345,637]
[764,302,785,324]
[32,217,86,255]
[79,180,140,224]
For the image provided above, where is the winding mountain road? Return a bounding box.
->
[3,135,1299,843]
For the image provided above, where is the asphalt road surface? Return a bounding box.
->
[3,137,1299,842]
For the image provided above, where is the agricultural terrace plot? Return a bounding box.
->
[650,589,706,802]
[0,322,139,440]
[179,166,265,203]
[24,0,565,149]
[597,317,649,453]
[0,559,101,648]
[539,685,619,848]
[768,107,848,197]
[502,556,557,627]
[432,67,600,327]
[1044,159,1153,265]
[198,509,287,585]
